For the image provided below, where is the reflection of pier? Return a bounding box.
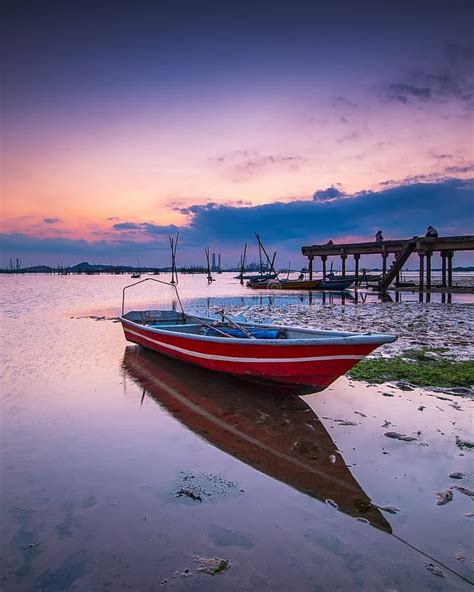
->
[302,235,474,292]
[122,346,391,532]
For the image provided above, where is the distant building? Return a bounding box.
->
[218,253,222,271]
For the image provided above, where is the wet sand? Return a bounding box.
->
[1,274,473,591]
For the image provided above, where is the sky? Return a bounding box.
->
[1,0,473,268]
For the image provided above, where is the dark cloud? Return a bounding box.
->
[2,179,472,265]
[384,84,432,104]
[179,178,473,244]
[313,187,345,201]
[444,164,474,174]
[107,216,120,221]
[380,42,474,107]
[43,217,61,224]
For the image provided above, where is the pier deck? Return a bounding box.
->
[301,235,474,291]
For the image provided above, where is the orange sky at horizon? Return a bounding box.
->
[3,89,473,242]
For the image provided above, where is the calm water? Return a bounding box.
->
[1,274,473,591]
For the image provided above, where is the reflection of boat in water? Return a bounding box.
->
[122,346,392,533]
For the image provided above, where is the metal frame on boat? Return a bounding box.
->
[119,278,397,390]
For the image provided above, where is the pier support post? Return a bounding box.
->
[308,256,313,280]
[418,253,424,291]
[447,251,453,288]
[441,252,447,287]
[426,251,432,291]
[382,252,388,277]
[341,253,347,277]
[321,255,327,280]
[354,254,360,283]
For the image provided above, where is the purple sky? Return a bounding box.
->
[1,0,473,267]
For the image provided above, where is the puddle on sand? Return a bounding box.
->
[1,275,473,591]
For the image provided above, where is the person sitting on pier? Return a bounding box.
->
[425,225,438,238]
[375,230,384,242]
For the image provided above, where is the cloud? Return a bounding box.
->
[332,96,358,109]
[384,84,432,104]
[211,150,304,180]
[113,222,179,235]
[43,217,61,224]
[178,178,473,245]
[2,179,472,265]
[107,216,120,221]
[380,43,474,107]
[444,163,474,174]
[313,187,345,201]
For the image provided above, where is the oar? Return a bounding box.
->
[185,314,233,338]
[217,309,256,339]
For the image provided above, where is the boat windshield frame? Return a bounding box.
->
[121,278,184,316]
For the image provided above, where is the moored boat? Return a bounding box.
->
[119,279,397,390]
[246,276,354,290]
[246,277,323,290]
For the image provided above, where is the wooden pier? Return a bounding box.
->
[301,235,474,291]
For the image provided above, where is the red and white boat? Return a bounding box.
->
[120,279,396,390]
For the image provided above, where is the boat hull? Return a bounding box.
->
[120,318,385,390]
[247,279,322,290]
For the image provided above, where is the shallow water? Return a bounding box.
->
[1,274,473,591]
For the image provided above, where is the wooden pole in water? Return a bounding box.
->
[322,255,327,280]
[255,234,278,277]
[205,247,213,283]
[239,243,247,284]
[308,256,313,280]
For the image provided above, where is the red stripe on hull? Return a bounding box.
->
[121,322,375,389]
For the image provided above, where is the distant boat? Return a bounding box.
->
[247,277,323,290]
[120,279,396,390]
[235,272,278,280]
[131,258,141,279]
[246,276,354,291]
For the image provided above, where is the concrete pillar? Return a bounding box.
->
[354,254,360,282]
[441,252,447,287]
[426,251,432,291]
[308,256,313,280]
[322,255,327,280]
[419,252,424,291]
[447,251,453,288]
[341,253,347,277]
